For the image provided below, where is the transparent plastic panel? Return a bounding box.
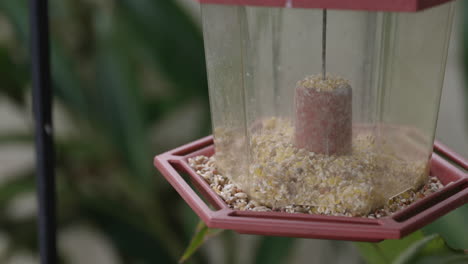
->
[240,7,388,214]
[375,4,455,191]
[201,5,249,187]
[201,3,454,216]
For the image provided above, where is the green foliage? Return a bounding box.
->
[0,0,210,262]
[423,205,468,249]
[252,236,296,264]
[357,232,468,264]
[0,172,34,209]
[393,234,468,264]
[0,46,27,105]
[0,0,466,263]
[179,221,222,264]
[357,231,426,263]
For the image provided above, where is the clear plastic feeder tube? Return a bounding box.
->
[202,3,454,215]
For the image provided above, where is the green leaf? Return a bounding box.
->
[92,11,153,185]
[424,205,468,250]
[0,46,27,105]
[116,0,208,97]
[0,0,91,119]
[68,164,187,262]
[356,231,426,264]
[0,0,29,44]
[0,172,34,208]
[393,234,445,264]
[222,231,237,264]
[80,196,174,264]
[0,218,38,253]
[179,221,222,264]
[357,232,468,264]
[356,243,389,264]
[252,236,296,264]
[115,0,211,135]
[0,132,33,144]
[50,43,91,119]
[393,234,468,264]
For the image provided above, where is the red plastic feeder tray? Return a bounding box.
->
[154,136,468,242]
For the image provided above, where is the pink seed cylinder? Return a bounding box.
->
[294,78,352,155]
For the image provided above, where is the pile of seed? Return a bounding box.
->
[297,74,350,92]
[189,155,444,218]
[214,118,430,216]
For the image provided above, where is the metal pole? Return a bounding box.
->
[29,0,56,263]
[322,9,327,80]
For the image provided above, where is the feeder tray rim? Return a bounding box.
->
[194,0,455,12]
[154,135,468,242]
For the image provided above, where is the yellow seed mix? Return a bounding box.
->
[189,155,443,218]
[297,74,350,92]
[213,118,430,216]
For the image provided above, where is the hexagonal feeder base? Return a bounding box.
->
[154,136,468,242]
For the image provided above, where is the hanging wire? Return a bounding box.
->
[30,0,57,263]
[322,9,327,80]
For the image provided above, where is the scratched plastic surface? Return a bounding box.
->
[201,3,454,215]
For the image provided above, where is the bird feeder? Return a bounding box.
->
[154,0,468,241]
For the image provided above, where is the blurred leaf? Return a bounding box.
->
[63,156,187,262]
[1,218,38,253]
[2,0,152,182]
[1,0,91,119]
[253,236,296,264]
[1,0,213,262]
[393,234,468,264]
[222,231,236,264]
[0,173,37,253]
[0,0,29,44]
[93,14,152,185]
[0,132,33,144]
[50,43,91,119]
[179,221,222,264]
[80,195,174,263]
[357,243,389,264]
[357,232,468,264]
[424,205,468,249]
[0,46,27,105]
[117,0,207,97]
[115,0,211,135]
[356,231,425,264]
[0,172,34,208]
[179,198,204,240]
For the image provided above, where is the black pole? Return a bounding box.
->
[322,9,327,80]
[30,0,56,263]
